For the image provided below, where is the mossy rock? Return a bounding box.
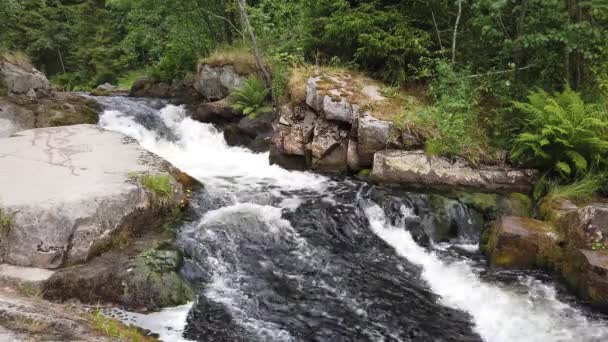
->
[456,192,532,219]
[484,216,563,269]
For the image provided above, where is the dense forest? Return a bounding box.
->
[2,0,608,197]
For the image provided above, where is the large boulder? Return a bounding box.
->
[562,249,608,310]
[556,202,608,248]
[311,120,349,173]
[371,150,538,194]
[357,114,394,167]
[0,58,51,97]
[194,64,246,101]
[0,124,186,269]
[482,216,562,269]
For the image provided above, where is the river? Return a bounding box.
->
[94,96,608,342]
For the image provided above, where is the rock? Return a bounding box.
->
[347,139,361,171]
[357,114,393,167]
[189,98,241,125]
[223,111,275,152]
[305,76,324,112]
[456,192,532,219]
[237,110,275,137]
[0,92,100,137]
[555,202,608,249]
[0,97,34,137]
[269,144,308,170]
[271,106,308,157]
[323,93,355,123]
[562,249,608,310]
[0,289,115,341]
[483,216,562,269]
[311,120,349,173]
[91,82,128,97]
[371,150,538,194]
[0,58,51,97]
[194,64,246,101]
[130,77,202,103]
[44,239,193,311]
[0,124,185,269]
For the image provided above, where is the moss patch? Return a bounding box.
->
[126,246,194,309]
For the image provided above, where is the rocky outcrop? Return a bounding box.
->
[0,57,50,97]
[371,150,538,194]
[562,249,608,310]
[357,114,395,167]
[0,124,186,269]
[194,64,247,101]
[482,216,562,269]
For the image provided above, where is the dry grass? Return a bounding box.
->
[200,46,257,75]
[1,51,34,71]
[287,65,315,104]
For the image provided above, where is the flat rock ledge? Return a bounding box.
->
[371,150,538,194]
[0,124,185,269]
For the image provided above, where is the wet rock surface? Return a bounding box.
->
[0,124,185,269]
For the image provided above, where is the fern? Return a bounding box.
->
[230,76,272,119]
[511,86,608,180]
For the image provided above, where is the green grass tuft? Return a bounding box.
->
[129,173,173,207]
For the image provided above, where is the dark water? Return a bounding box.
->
[95,96,608,342]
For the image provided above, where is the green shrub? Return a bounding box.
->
[410,61,486,163]
[230,76,272,118]
[511,87,608,180]
[94,71,118,87]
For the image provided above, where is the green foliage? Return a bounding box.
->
[411,62,486,163]
[511,87,608,179]
[230,76,272,118]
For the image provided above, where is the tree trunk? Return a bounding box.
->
[57,48,66,74]
[235,0,275,104]
[452,0,463,65]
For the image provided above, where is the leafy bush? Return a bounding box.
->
[511,87,608,180]
[230,76,272,118]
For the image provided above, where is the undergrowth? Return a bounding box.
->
[230,76,272,118]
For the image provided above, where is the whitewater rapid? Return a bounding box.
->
[96,99,608,342]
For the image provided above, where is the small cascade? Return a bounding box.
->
[94,96,608,342]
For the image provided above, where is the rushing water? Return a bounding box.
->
[94,96,608,342]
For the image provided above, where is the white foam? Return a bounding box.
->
[99,105,327,193]
[364,203,608,342]
[113,303,194,342]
